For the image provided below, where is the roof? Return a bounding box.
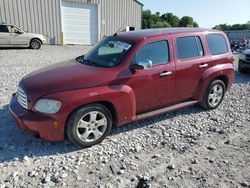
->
[133,0,143,6]
[117,27,217,41]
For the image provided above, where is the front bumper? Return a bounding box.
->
[41,39,48,45]
[9,95,65,141]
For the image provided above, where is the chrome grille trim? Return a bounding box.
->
[17,87,28,109]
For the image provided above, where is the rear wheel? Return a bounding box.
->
[66,104,113,147]
[200,80,226,110]
[30,39,41,49]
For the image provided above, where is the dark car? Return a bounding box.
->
[9,28,235,147]
[238,49,250,73]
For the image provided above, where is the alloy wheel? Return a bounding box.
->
[207,84,224,108]
[76,111,107,143]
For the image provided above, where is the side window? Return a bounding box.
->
[176,36,204,60]
[7,26,18,33]
[206,34,228,55]
[134,40,169,65]
[0,25,9,33]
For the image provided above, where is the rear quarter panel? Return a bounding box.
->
[194,60,235,101]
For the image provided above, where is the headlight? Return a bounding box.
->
[34,99,62,114]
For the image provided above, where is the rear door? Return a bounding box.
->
[173,34,208,103]
[0,25,10,46]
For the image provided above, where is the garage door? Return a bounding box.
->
[61,2,98,45]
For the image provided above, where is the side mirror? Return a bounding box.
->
[130,60,153,70]
[16,30,24,34]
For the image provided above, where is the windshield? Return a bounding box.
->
[77,36,134,68]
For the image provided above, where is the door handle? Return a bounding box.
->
[160,71,172,77]
[199,63,208,68]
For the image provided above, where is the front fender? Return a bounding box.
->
[45,85,136,127]
[194,63,235,101]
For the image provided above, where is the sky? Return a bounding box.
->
[139,0,250,28]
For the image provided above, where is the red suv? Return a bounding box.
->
[9,28,235,147]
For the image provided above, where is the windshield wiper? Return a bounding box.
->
[84,59,99,66]
[76,56,98,66]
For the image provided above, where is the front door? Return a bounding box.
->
[8,26,27,45]
[124,39,176,114]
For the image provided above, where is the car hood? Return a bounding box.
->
[23,32,46,40]
[20,60,118,100]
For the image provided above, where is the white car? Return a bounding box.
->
[0,23,47,49]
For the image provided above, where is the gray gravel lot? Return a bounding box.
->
[0,45,249,188]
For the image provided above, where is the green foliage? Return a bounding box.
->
[142,10,199,29]
[161,13,180,27]
[153,21,171,28]
[179,16,193,27]
[213,22,250,31]
[193,22,199,28]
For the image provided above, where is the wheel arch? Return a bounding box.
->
[214,75,229,89]
[195,73,232,102]
[30,38,43,45]
[64,101,117,136]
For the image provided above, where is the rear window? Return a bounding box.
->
[176,36,204,60]
[206,34,228,55]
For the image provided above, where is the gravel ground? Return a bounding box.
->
[0,46,249,188]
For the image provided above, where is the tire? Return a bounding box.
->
[30,39,41,49]
[66,103,113,147]
[238,66,244,73]
[238,62,245,73]
[200,80,226,110]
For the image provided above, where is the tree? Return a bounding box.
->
[193,22,199,28]
[161,13,180,27]
[213,22,250,31]
[153,21,171,28]
[142,10,199,29]
[179,16,194,27]
[142,10,154,29]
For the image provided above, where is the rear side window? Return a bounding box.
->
[176,36,204,60]
[206,34,228,55]
[135,40,169,65]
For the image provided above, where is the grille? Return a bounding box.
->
[17,87,28,109]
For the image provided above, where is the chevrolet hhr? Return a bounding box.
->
[9,28,235,147]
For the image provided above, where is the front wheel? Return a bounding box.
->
[30,39,41,49]
[200,80,226,110]
[66,104,113,147]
